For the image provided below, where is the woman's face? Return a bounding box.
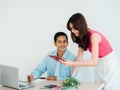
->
[69,23,79,36]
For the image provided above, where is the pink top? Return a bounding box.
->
[88,30,113,58]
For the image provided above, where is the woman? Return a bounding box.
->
[60,13,120,90]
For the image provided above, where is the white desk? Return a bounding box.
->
[0,80,104,90]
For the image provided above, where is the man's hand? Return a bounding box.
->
[27,74,34,83]
[47,76,57,81]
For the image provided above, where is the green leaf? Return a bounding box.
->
[61,77,80,88]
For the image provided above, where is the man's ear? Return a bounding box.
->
[54,42,56,46]
[66,41,69,46]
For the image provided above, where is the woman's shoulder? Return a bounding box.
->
[88,29,102,37]
[88,29,96,33]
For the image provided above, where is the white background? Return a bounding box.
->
[0,0,120,82]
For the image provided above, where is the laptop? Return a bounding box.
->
[1,65,34,89]
[0,64,1,84]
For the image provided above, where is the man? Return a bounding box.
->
[27,32,80,83]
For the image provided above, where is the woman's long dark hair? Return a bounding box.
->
[67,13,89,51]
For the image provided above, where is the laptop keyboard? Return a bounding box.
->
[19,84,26,87]
[19,81,34,89]
[19,81,30,87]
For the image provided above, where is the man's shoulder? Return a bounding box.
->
[66,49,75,56]
[47,50,56,55]
[41,50,56,59]
[64,49,76,60]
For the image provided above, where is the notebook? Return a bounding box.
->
[1,65,34,89]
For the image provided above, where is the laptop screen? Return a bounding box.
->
[1,65,19,89]
[0,64,1,84]
[1,65,34,89]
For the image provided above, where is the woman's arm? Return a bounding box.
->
[60,33,101,67]
[73,33,101,66]
[72,47,84,77]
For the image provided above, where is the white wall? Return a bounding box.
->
[0,0,120,81]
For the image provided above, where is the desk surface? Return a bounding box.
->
[0,80,104,90]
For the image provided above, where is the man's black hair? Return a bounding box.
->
[54,32,68,42]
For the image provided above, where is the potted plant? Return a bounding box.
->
[61,77,80,90]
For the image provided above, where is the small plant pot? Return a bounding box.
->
[61,77,80,90]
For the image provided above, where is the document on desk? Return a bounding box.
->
[39,81,104,90]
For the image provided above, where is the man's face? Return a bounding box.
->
[54,36,68,52]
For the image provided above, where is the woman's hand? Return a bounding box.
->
[59,59,74,66]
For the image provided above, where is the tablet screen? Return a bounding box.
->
[49,55,66,62]
[44,84,57,88]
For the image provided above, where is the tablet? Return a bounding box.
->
[44,84,57,88]
[49,55,66,62]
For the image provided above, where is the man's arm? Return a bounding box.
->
[27,56,48,83]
